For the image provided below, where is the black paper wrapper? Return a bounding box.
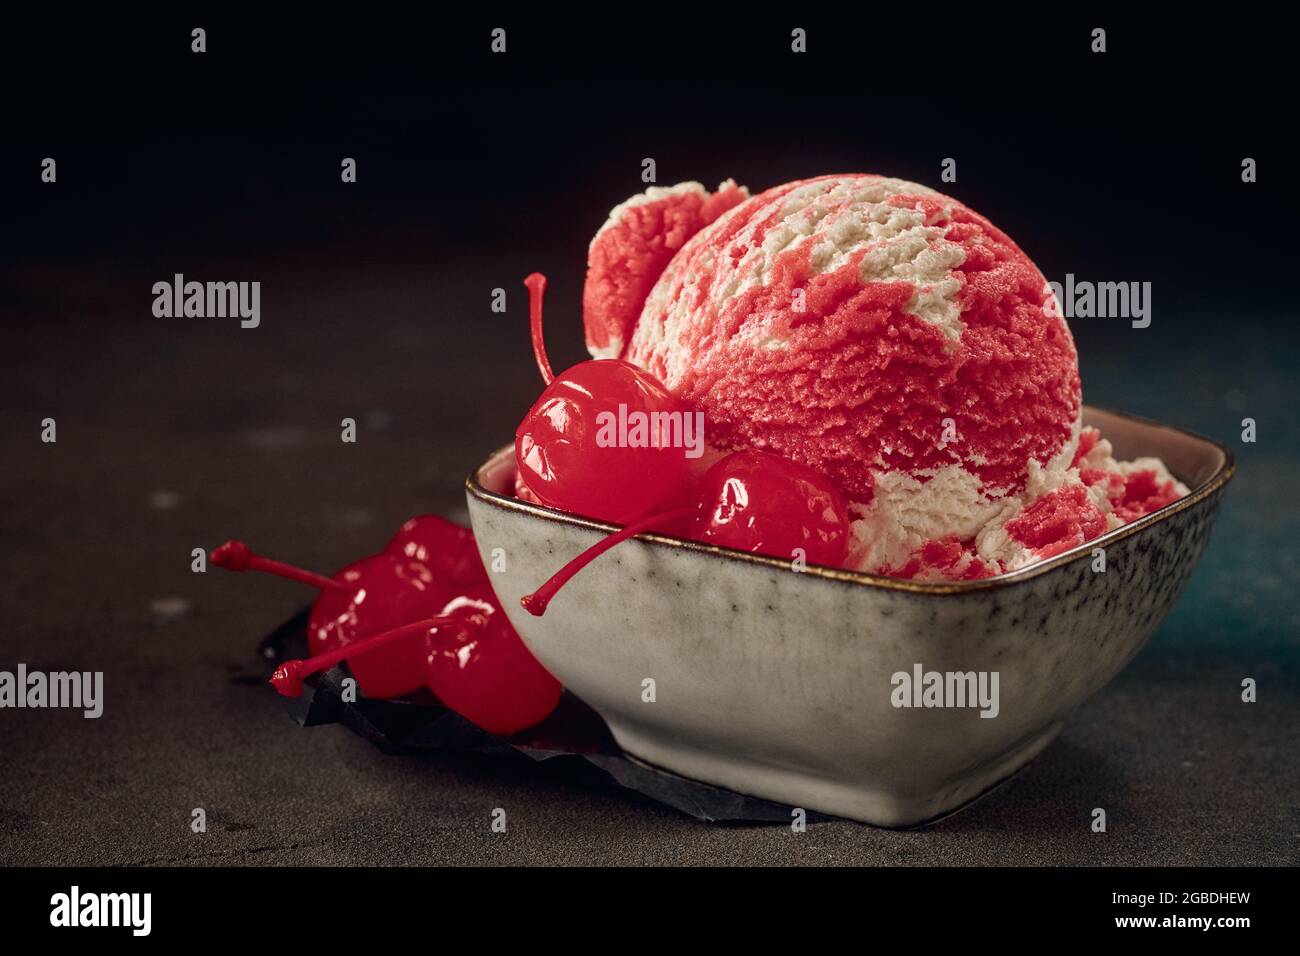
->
[259,610,833,824]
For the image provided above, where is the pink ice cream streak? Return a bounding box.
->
[584,180,749,362]
[582,174,1188,579]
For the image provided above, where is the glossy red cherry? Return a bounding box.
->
[690,450,850,567]
[425,592,562,735]
[514,272,694,525]
[306,553,460,699]
[271,615,469,697]
[217,518,563,733]
[212,540,455,699]
[386,515,489,588]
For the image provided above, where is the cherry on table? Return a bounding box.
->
[282,585,563,735]
[215,528,563,734]
[424,592,562,736]
[386,514,488,588]
[271,615,469,698]
[306,553,461,699]
[212,539,455,699]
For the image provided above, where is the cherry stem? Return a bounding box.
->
[521,507,694,617]
[525,272,554,386]
[269,614,469,698]
[210,540,350,594]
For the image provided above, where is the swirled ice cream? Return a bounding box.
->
[583,174,1187,579]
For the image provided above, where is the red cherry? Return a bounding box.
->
[270,615,469,698]
[306,554,460,699]
[215,525,562,732]
[425,591,562,736]
[520,451,850,616]
[514,272,693,525]
[690,451,850,568]
[386,515,489,588]
[212,540,455,699]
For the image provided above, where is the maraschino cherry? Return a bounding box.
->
[270,615,467,697]
[521,450,850,616]
[690,450,850,567]
[384,516,561,730]
[514,273,693,524]
[425,594,563,735]
[386,515,488,589]
[268,596,561,736]
[212,539,454,699]
[216,522,564,733]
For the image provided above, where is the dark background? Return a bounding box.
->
[0,11,1295,865]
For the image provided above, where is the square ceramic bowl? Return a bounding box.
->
[465,407,1233,826]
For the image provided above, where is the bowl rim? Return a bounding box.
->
[465,405,1234,596]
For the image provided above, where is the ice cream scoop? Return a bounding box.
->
[583,174,1187,578]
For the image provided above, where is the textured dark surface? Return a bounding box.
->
[0,251,1296,867]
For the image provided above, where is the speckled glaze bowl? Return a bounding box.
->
[465,407,1233,826]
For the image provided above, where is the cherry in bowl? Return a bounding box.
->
[690,450,850,568]
[513,272,694,525]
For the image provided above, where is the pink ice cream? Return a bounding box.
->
[583,175,1187,579]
